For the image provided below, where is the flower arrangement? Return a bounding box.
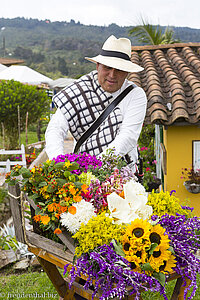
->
[5,150,200,300]
[181,167,200,184]
[181,167,200,193]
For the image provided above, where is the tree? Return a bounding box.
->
[0,80,50,149]
[129,18,181,45]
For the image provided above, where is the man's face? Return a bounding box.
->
[96,63,128,93]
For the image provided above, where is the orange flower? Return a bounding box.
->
[54,228,62,234]
[73,195,82,202]
[33,215,41,222]
[40,215,50,225]
[48,203,58,212]
[55,213,60,219]
[64,196,70,202]
[81,184,89,193]
[69,185,76,195]
[118,190,125,198]
[59,206,68,214]
[68,205,76,215]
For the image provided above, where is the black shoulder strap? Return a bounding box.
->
[74,85,134,153]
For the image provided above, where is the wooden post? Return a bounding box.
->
[8,184,25,244]
[25,111,28,146]
[1,122,5,149]
[36,256,69,299]
[18,105,21,148]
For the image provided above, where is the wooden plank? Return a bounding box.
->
[8,184,25,244]
[26,231,74,263]
[28,246,69,269]
[37,256,68,298]
[0,250,17,269]
[56,229,75,254]
[64,277,101,300]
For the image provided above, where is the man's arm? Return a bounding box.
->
[45,108,69,160]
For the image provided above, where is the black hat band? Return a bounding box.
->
[100,49,131,61]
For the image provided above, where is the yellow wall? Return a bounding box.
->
[163,125,200,216]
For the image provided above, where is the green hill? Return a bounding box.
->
[0,17,200,78]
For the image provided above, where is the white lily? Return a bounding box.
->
[107,180,153,224]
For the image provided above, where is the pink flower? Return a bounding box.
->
[146,167,151,172]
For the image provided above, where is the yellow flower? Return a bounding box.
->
[73,212,124,257]
[149,245,171,273]
[159,252,176,274]
[149,224,170,248]
[31,167,36,174]
[125,219,151,243]
[64,160,71,168]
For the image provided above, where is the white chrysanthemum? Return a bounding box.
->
[60,200,96,234]
[107,180,152,224]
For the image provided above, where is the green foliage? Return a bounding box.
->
[0,80,50,149]
[129,18,181,45]
[138,125,160,190]
[0,187,7,204]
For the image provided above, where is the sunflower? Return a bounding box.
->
[149,224,170,248]
[121,234,131,254]
[159,252,176,274]
[125,255,142,273]
[149,245,171,273]
[125,219,151,243]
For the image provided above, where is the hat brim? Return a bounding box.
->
[85,55,144,73]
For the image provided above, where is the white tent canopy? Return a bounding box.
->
[48,77,75,89]
[0,65,52,85]
[0,63,8,72]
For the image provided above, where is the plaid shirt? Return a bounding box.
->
[53,71,123,156]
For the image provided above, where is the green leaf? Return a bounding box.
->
[68,162,79,171]
[111,239,125,257]
[149,243,158,255]
[35,207,41,215]
[153,271,166,286]
[38,202,46,206]
[168,246,175,255]
[64,170,71,178]
[38,182,47,187]
[56,178,67,186]
[141,263,154,272]
[54,162,65,170]
[19,168,32,178]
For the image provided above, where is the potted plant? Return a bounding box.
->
[181,167,200,194]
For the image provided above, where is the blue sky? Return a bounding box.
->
[1,0,200,29]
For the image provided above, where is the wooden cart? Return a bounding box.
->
[8,183,192,300]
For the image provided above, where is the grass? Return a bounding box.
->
[0,130,44,149]
[0,267,200,300]
[0,269,59,300]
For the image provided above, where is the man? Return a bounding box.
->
[45,35,147,168]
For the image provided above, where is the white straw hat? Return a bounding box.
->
[85,35,143,73]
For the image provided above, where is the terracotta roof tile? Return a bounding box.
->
[128,43,200,125]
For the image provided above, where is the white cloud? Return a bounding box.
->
[1,0,200,29]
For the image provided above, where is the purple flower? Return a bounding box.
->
[53,152,102,175]
[170,190,176,196]
[64,243,167,300]
[159,213,200,299]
